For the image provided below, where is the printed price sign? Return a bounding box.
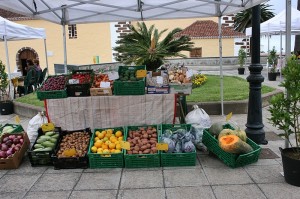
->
[69,79,79,84]
[156,143,168,151]
[41,123,55,132]
[120,141,130,150]
[100,81,110,88]
[108,71,119,80]
[156,76,163,84]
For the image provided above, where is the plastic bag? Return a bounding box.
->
[183,140,195,153]
[190,124,206,151]
[185,105,211,128]
[27,112,48,145]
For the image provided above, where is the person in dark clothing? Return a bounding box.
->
[33,59,43,85]
[24,59,36,94]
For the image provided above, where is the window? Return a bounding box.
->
[68,24,77,39]
[190,48,202,57]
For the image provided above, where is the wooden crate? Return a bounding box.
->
[90,87,112,96]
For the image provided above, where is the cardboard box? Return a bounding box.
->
[147,85,170,94]
[169,83,192,95]
[0,132,29,169]
[146,71,169,87]
[90,87,113,96]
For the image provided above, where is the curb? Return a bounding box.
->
[13,101,44,118]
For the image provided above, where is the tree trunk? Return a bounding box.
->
[294,0,300,53]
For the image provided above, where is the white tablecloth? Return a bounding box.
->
[46,94,176,131]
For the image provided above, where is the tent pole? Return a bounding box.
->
[280,31,282,81]
[267,33,270,70]
[218,16,224,116]
[44,39,49,75]
[62,24,68,74]
[4,35,13,100]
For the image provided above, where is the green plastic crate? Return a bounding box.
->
[37,75,68,100]
[88,127,126,168]
[67,70,94,97]
[202,129,261,168]
[113,66,146,95]
[160,124,196,167]
[0,123,24,137]
[124,125,160,168]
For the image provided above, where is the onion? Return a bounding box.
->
[0,151,7,158]
[2,137,9,143]
[1,144,8,151]
[6,149,13,157]
[13,138,20,144]
[17,135,22,139]
[14,146,20,152]
[19,139,24,145]
[8,135,16,140]
[5,140,12,147]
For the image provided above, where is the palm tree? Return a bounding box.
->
[294,0,300,54]
[113,22,194,71]
[234,3,275,33]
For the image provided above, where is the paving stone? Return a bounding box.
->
[245,165,285,183]
[164,168,209,187]
[7,157,48,175]
[249,158,281,166]
[121,170,163,189]
[118,188,165,199]
[0,174,41,192]
[24,191,71,199]
[0,191,26,199]
[0,170,8,178]
[84,168,122,173]
[166,186,215,199]
[70,190,117,199]
[212,184,266,199]
[204,167,253,185]
[75,171,121,190]
[31,173,81,191]
[44,168,84,174]
[198,154,228,168]
[258,183,300,198]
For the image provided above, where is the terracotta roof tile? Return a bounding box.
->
[0,8,33,21]
[176,20,245,39]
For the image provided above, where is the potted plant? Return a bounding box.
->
[268,58,300,187]
[237,48,247,75]
[0,60,13,115]
[267,47,278,81]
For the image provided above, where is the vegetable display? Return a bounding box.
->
[119,68,142,81]
[126,126,158,154]
[40,76,68,91]
[168,69,191,84]
[161,128,195,153]
[0,125,17,134]
[0,134,24,158]
[57,132,90,158]
[91,74,113,88]
[33,131,59,152]
[71,73,91,84]
[219,134,253,154]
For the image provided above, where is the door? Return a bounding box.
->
[19,49,37,76]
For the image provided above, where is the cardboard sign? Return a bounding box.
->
[120,141,130,150]
[226,112,233,122]
[156,76,164,84]
[68,79,80,84]
[136,70,147,78]
[41,123,55,132]
[100,81,111,88]
[156,143,168,151]
[186,70,193,78]
[63,148,76,157]
[15,115,20,124]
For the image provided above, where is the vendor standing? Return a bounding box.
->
[24,59,37,94]
[33,59,42,84]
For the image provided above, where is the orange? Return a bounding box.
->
[115,131,122,137]
[101,130,107,135]
[118,136,123,141]
[94,137,100,142]
[105,133,112,138]
[110,149,115,153]
[102,144,108,149]
[94,141,102,148]
[98,133,104,139]
[106,129,113,134]
[110,137,117,143]
[103,137,109,142]
[109,143,116,149]
[97,148,103,153]
[103,149,110,154]
[105,140,111,145]
[91,146,97,153]
[114,149,121,153]
[95,131,100,136]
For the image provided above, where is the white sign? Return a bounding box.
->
[100,81,111,88]
[186,70,193,78]
[69,79,80,84]
[156,76,163,84]
[108,71,119,80]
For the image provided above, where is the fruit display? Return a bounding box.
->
[126,126,158,154]
[71,73,91,84]
[56,131,90,158]
[90,128,123,154]
[161,127,195,153]
[33,131,59,152]
[91,74,113,88]
[0,134,25,159]
[168,68,191,84]
[119,68,143,81]
[40,75,68,91]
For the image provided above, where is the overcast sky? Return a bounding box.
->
[267,0,297,14]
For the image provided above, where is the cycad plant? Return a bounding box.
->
[0,60,9,101]
[113,22,194,71]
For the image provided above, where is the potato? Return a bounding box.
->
[151,147,157,153]
[142,133,148,139]
[140,145,147,151]
[146,143,151,149]
[143,149,150,154]
[134,146,140,151]
[132,150,139,154]
[127,150,133,154]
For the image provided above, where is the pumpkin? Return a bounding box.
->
[233,129,247,142]
[219,135,253,154]
[218,129,235,140]
[209,122,226,136]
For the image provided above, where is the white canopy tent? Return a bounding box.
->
[0,16,48,99]
[0,16,48,79]
[0,0,267,115]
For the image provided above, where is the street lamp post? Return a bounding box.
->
[245,5,268,145]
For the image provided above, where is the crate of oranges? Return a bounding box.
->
[87,127,125,168]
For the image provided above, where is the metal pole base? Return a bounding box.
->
[245,127,268,145]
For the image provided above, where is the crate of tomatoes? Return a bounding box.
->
[67,70,94,97]
[90,74,113,96]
